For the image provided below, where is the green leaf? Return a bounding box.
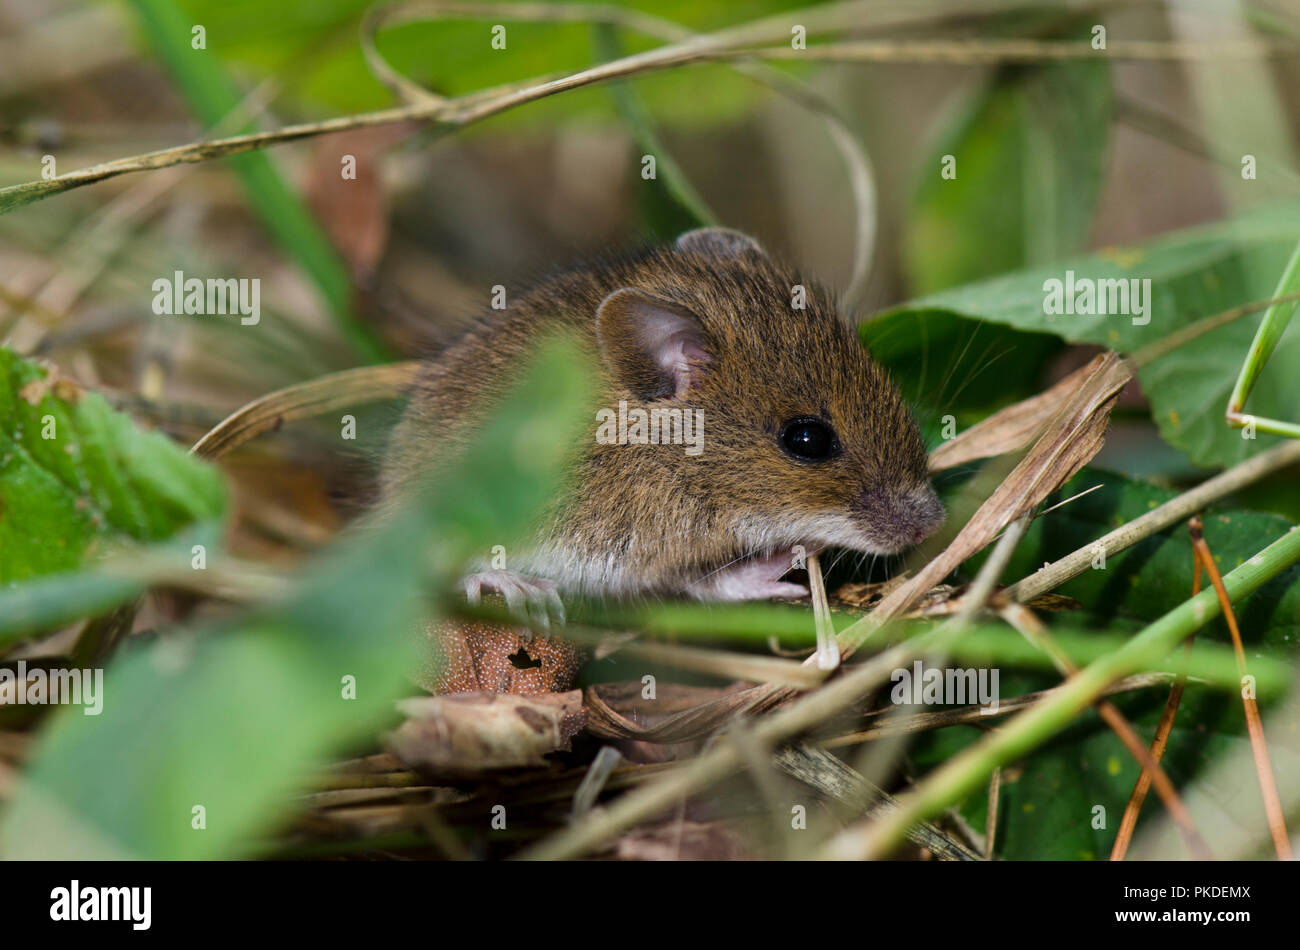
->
[163,0,798,124]
[925,466,1300,859]
[0,336,592,859]
[993,467,1300,630]
[904,59,1111,293]
[861,308,1062,433]
[125,0,389,363]
[891,200,1300,467]
[915,684,1279,861]
[0,348,226,583]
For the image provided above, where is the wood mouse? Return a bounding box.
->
[382,228,943,621]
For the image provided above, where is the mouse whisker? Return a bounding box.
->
[688,545,771,585]
[826,546,852,577]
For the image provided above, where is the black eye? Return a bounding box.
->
[779,417,839,461]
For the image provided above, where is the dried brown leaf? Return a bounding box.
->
[862,351,1132,637]
[386,690,586,781]
[305,126,412,284]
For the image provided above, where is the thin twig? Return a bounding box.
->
[1110,543,1200,861]
[759,37,1297,63]
[1002,603,1211,859]
[1188,517,1292,859]
[1130,290,1300,369]
[818,527,1300,861]
[807,553,839,670]
[821,673,1185,748]
[570,746,623,821]
[4,10,1292,215]
[774,743,980,861]
[615,639,824,689]
[190,362,418,459]
[1008,440,1300,603]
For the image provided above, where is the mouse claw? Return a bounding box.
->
[527,597,549,636]
[544,586,566,626]
[461,571,566,635]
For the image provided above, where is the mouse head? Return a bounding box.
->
[593,227,943,568]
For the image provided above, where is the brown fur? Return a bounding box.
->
[383,231,940,599]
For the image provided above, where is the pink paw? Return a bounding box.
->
[686,550,809,602]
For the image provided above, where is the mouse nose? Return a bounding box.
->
[852,484,944,548]
[911,487,944,539]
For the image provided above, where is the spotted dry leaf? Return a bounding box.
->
[422,619,586,696]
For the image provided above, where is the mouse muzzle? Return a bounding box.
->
[849,483,945,553]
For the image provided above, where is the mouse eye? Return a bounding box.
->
[779,417,839,462]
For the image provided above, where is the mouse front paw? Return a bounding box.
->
[685,550,809,602]
[462,570,566,633]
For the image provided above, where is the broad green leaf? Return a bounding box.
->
[904,59,1111,293]
[861,308,1062,433]
[913,682,1282,861]
[993,468,1300,629]
[890,200,1300,467]
[921,466,1300,859]
[0,347,226,583]
[0,337,591,859]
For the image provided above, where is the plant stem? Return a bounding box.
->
[126,0,392,363]
[820,525,1300,860]
[1228,239,1300,415]
[1188,519,1292,859]
[1008,440,1300,602]
[516,513,1030,860]
[1110,552,1199,861]
[1002,603,1209,858]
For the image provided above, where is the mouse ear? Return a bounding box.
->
[595,288,711,400]
[675,227,764,258]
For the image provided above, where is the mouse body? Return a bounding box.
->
[383,228,943,608]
